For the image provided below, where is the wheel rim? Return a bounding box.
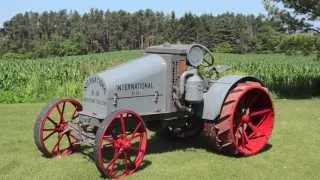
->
[97,110,147,178]
[232,86,274,155]
[38,99,81,157]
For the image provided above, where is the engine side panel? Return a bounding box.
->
[202,75,263,121]
[82,75,109,119]
[81,54,169,119]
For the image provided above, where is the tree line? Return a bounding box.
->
[0,9,319,59]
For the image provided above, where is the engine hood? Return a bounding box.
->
[81,54,168,119]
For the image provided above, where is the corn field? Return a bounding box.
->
[0,51,140,103]
[215,53,320,98]
[0,51,319,103]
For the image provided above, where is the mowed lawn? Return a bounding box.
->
[0,99,319,180]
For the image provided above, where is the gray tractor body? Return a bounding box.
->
[79,44,262,124]
[81,54,170,119]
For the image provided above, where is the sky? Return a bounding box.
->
[0,0,267,27]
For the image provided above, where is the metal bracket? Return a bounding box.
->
[112,93,118,107]
[154,91,159,104]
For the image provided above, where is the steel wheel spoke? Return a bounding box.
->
[123,152,129,171]
[47,117,57,126]
[249,133,266,140]
[69,133,78,141]
[43,128,56,131]
[255,109,273,131]
[120,115,126,135]
[132,121,142,135]
[235,126,241,138]
[247,122,266,137]
[51,134,64,154]
[106,151,122,173]
[109,151,121,166]
[234,122,242,146]
[103,135,114,143]
[56,104,62,117]
[241,135,245,145]
[130,121,143,141]
[243,145,252,151]
[61,102,66,116]
[234,133,240,147]
[71,109,78,120]
[43,131,57,141]
[238,128,246,145]
[67,133,74,147]
[56,104,64,123]
[241,129,249,144]
[250,109,272,118]
[129,133,142,141]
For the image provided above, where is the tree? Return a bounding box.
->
[162,12,178,43]
[0,9,305,58]
[264,0,320,33]
[176,13,199,43]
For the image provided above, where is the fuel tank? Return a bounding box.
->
[80,54,169,119]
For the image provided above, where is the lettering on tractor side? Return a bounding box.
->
[84,77,107,95]
[33,43,275,179]
[116,82,153,91]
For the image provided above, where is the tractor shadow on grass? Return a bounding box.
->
[75,145,152,176]
[73,134,272,176]
[146,134,273,158]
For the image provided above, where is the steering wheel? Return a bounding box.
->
[194,45,219,79]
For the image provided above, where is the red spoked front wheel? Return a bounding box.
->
[94,109,147,178]
[33,98,82,157]
[204,82,274,156]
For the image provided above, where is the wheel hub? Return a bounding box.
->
[241,114,250,123]
[56,122,68,132]
[114,138,131,150]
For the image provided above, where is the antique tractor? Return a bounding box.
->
[33,44,274,178]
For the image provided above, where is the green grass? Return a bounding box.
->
[1,98,320,179]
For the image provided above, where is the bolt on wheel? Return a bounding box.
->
[33,98,82,157]
[94,109,147,178]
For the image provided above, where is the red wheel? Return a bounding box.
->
[203,82,274,156]
[94,109,147,178]
[34,98,82,157]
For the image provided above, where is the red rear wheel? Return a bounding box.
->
[94,109,147,178]
[34,98,82,157]
[203,82,274,155]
